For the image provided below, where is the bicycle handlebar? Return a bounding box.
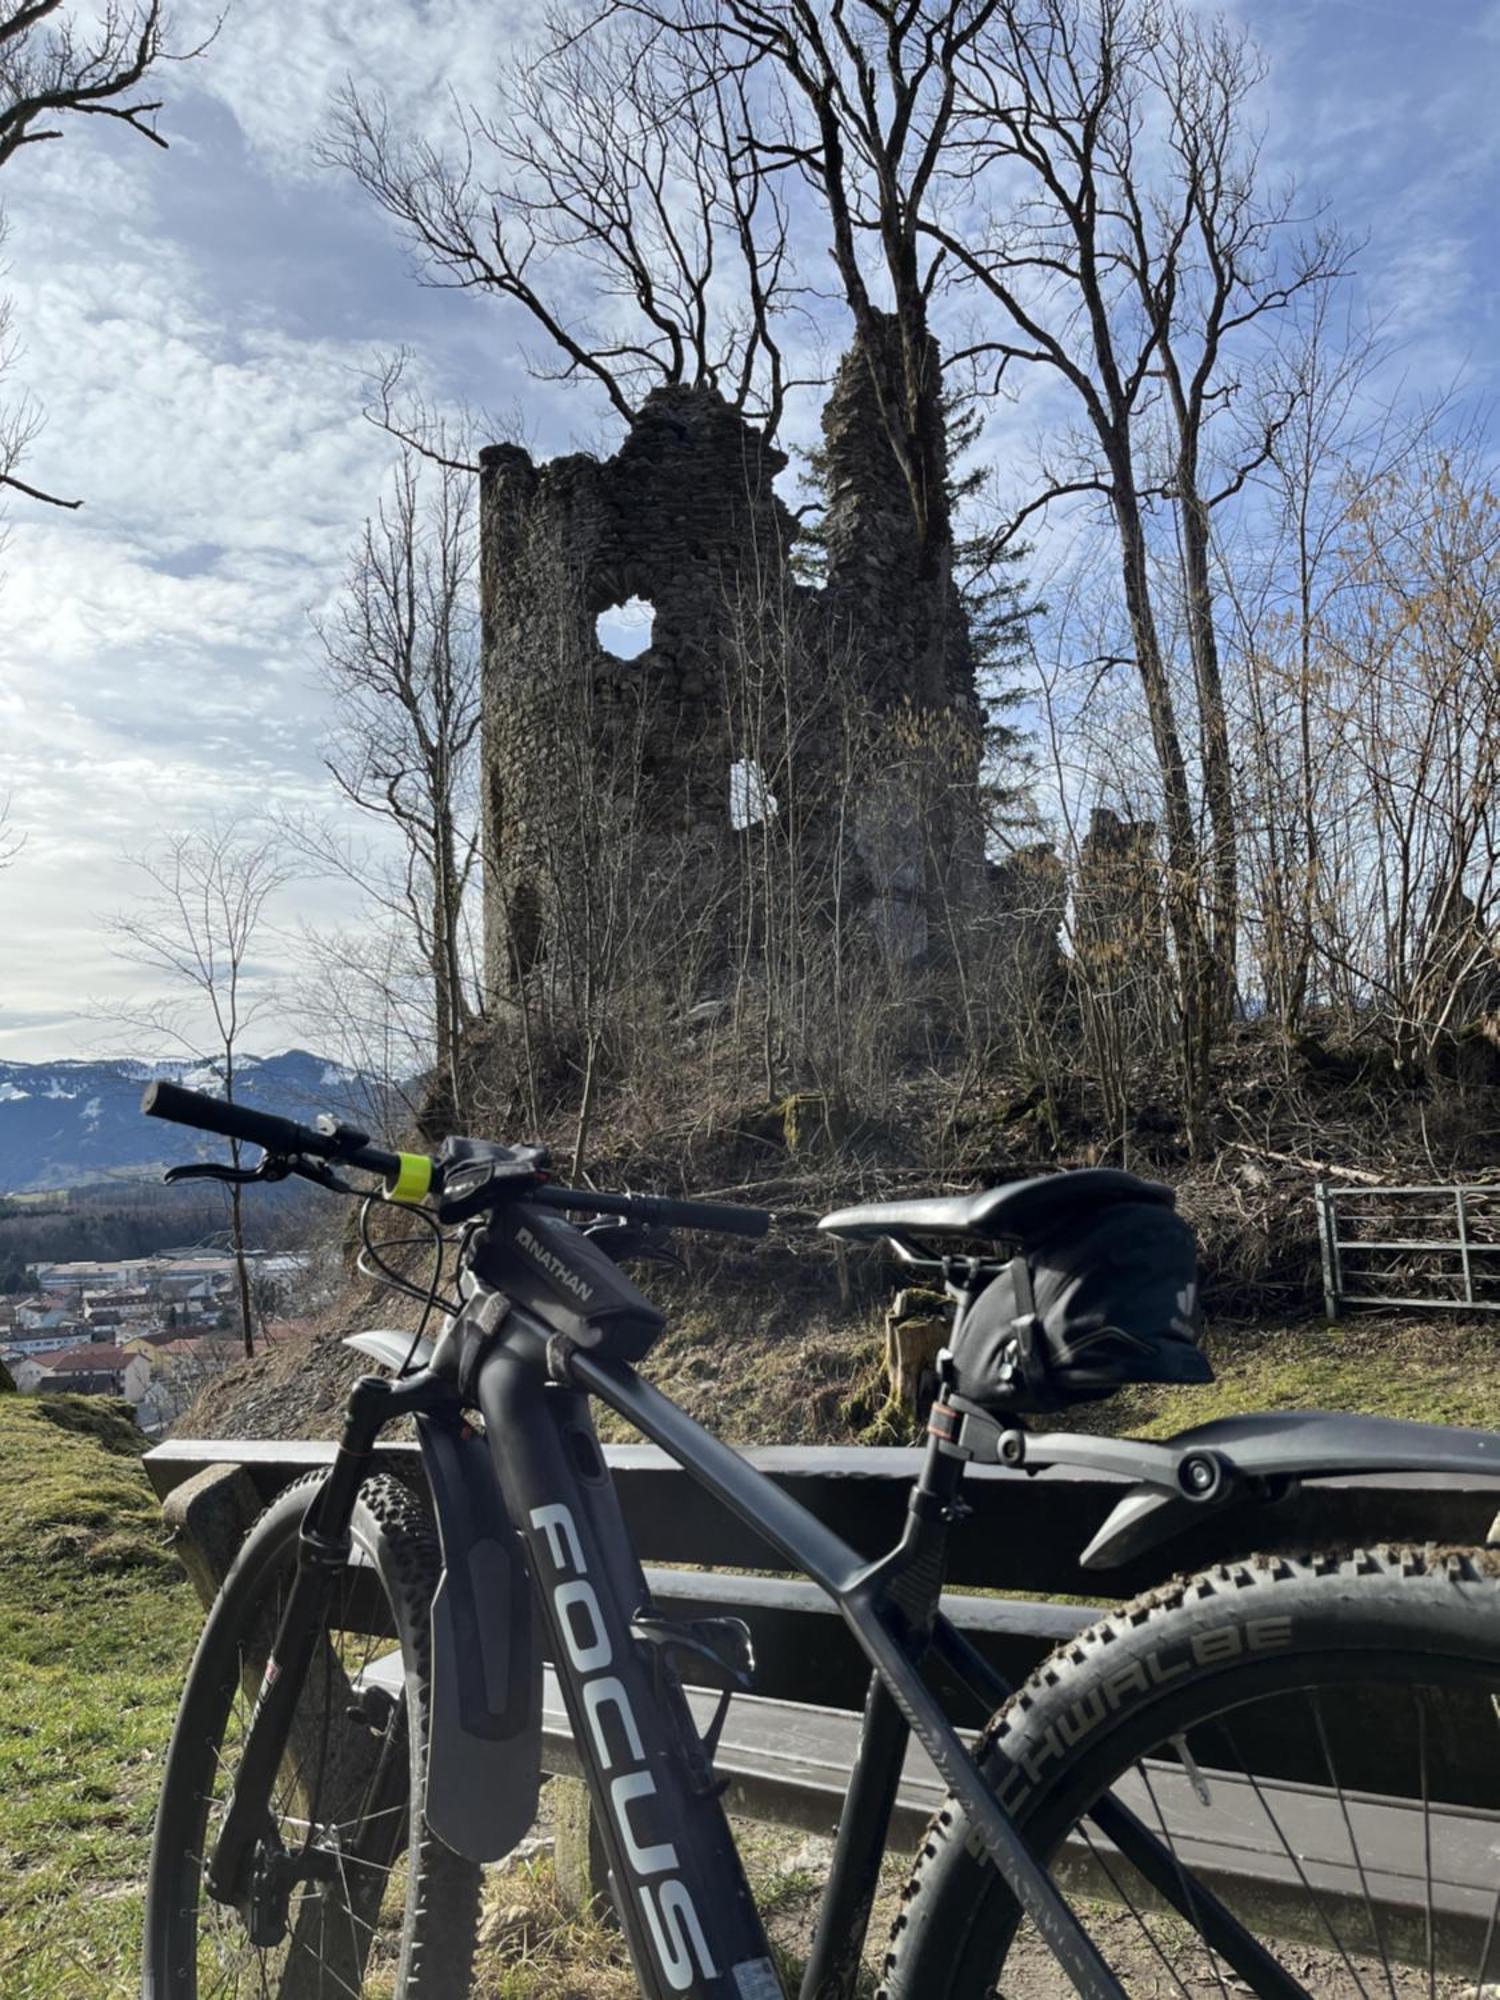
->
[141,1080,402,1181]
[531,1184,771,1239]
[141,1081,772,1237]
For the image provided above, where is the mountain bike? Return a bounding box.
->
[138,1078,1500,1999]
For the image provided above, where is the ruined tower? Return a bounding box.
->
[818,314,984,958]
[478,385,796,992]
[477,323,986,1002]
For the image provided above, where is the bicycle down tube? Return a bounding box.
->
[475,1332,782,2000]
[483,1319,1129,2000]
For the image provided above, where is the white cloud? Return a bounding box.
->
[177,0,550,173]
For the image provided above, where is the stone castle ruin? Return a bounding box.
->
[477,314,1018,1008]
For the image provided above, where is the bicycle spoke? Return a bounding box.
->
[1309,1689,1398,1999]
[1470,1863,1500,1992]
[1216,1712,1373,1999]
[1072,1799,1194,1998]
[1137,1753,1230,2000]
[1418,1692,1436,2000]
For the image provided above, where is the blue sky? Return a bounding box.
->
[0,0,1495,1062]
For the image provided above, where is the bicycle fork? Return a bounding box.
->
[203,1370,442,1933]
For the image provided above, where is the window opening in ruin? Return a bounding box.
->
[730,758,779,830]
[595,597,655,659]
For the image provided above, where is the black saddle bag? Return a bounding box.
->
[950,1181,1212,1415]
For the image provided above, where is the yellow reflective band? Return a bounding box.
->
[385,1152,434,1206]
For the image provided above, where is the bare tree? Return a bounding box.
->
[631,0,1329,1135]
[1326,446,1500,1068]
[658,0,997,573]
[289,914,444,1135]
[106,823,293,1359]
[323,12,802,434]
[917,0,1345,1107]
[0,787,21,867]
[0,0,187,510]
[304,444,482,1123]
[1223,300,1418,1034]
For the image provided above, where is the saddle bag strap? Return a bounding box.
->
[996,1255,1053,1408]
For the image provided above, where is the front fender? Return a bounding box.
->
[344,1330,540,1863]
[418,1415,542,1862]
[1080,1409,1500,1571]
[343,1328,436,1373]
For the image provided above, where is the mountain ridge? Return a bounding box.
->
[0,1049,376,1192]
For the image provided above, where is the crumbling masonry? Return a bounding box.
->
[477,316,992,999]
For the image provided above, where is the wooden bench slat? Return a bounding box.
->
[641,1565,1091,1711]
[144,1436,1500,1600]
[541,1671,1500,1964]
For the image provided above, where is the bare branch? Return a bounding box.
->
[324,13,803,432]
[1,2,201,511]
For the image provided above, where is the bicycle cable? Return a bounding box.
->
[356,1197,461,1371]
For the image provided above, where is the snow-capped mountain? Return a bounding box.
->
[0,1050,380,1192]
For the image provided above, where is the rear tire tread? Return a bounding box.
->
[879,1541,1500,1998]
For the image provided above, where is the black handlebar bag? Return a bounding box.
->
[950,1185,1212,1415]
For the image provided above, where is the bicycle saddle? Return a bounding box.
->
[817,1168,1173,1246]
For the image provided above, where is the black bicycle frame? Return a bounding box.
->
[207,1297,1312,2000]
[552,1335,1306,2000]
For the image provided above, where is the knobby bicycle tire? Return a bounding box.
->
[881,1544,1500,1998]
[143,1471,481,1998]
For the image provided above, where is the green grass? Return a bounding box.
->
[0,1392,198,1999]
[1095,1315,1500,1440]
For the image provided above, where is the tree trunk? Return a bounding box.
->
[1109,462,1214,1143]
[224,1059,256,1360]
[229,1181,255,1361]
[1178,480,1239,1030]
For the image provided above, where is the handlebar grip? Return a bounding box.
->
[533,1184,771,1238]
[141,1080,330,1159]
[645,1195,772,1239]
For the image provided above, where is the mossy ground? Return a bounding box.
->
[1105,1313,1500,1438]
[0,1393,198,1998]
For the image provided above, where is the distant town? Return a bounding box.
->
[0,1246,311,1433]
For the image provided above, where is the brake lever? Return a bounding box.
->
[583,1220,686,1273]
[165,1151,368,1195]
[164,1159,289,1188]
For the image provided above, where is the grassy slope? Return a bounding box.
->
[0,1393,197,2000]
[597,1301,1500,1449]
[1100,1315,1500,1439]
[4,1312,1500,1999]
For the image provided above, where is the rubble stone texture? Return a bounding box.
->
[477,315,996,998]
[1075,808,1167,979]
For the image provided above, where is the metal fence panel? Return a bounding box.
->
[1316,1181,1500,1319]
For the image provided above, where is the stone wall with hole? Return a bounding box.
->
[478,385,796,989]
[478,317,991,999]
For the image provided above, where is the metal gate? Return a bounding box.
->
[1315,1181,1500,1320]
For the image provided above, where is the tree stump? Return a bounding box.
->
[780,1092,850,1155]
[884,1289,950,1416]
[550,1775,614,1921]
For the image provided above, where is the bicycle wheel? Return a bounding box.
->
[144,1472,481,1998]
[882,1545,1500,1998]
